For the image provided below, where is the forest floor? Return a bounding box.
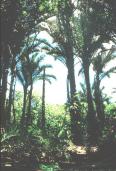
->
[1,147,116,171]
[1,161,116,171]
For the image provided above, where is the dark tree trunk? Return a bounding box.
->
[94,73,105,128]
[12,79,16,124]
[20,86,27,130]
[41,68,46,132]
[7,73,15,127]
[0,67,9,128]
[83,60,98,144]
[27,82,33,126]
[58,1,82,145]
[67,74,70,103]
[0,57,2,87]
[66,50,82,145]
[7,54,17,127]
[0,45,9,129]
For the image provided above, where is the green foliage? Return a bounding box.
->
[105,103,116,117]
[13,91,23,123]
[40,163,59,171]
[3,93,71,162]
[39,0,57,13]
[46,104,70,139]
[1,129,19,144]
[30,92,42,124]
[1,0,116,168]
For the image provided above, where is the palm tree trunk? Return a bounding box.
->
[20,86,27,130]
[41,68,46,132]
[12,78,16,124]
[94,73,105,128]
[67,74,70,103]
[83,61,98,144]
[0,45,12,129]
[58,2,81,144]
[7,73,15,128]
[67,51,82,145]
[0,67,9,128]
[27,82,33,126]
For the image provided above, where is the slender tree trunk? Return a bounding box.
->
[12,78,16,124]
[83,61,98,144]
[41,68,46,132]
[67,74,70,103]
[0,56,2,87]
[0,44,13,129]
[1,67,9,128]
[20,86,27,130]
[94,73,105,128]
[67,50,82,145]
[27,82,33,126]
[7,73,15,127]
[58,1,82,145]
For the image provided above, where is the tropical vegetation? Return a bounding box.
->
[0,0,116,170]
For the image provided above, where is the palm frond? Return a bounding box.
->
[100,66,116,81]
[54,55,66,66]
[102,52,116,68]
[78,67,84,76]
[44,74,56,80]
[80,82,87,94]
[45,78,52,84]
[41,41,66,66]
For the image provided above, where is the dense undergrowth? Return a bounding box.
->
[1,93,116,170]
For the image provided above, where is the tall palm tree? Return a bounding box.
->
[43,39,83,144]
[42,4,82,144]
[93,48,116,126]
[16,48,56,130]
[72,4,115,144]
[26,53,45,126]
[16,55,30,129]
[16,36,46,129]
[40,67,56,133]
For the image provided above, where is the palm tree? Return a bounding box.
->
[26,53,44,126]
[42,36,83,144]
[16,36,45,129]
[93,48,116,126]
[16,55,30,129]
[16,48,56,130]
[25,54,56,128]
[72,3,115,143]
[40,67,56,133]
[41,3,82,144]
